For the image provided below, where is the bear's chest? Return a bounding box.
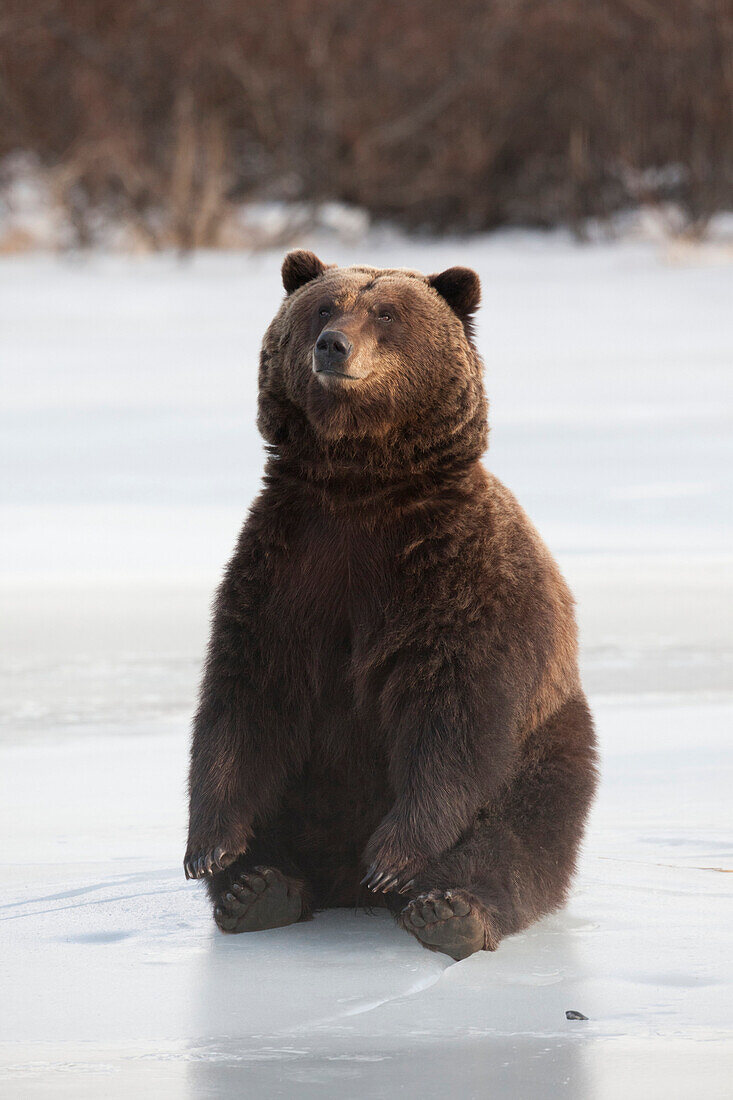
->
[276,509,393,640]
[267,506,404,750]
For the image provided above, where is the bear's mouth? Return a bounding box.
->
[312,357,370,383]
[315,368,359,379]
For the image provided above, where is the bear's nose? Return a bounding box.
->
[314,330,353,372]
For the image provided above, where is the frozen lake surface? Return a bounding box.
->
[1,233,732,1097]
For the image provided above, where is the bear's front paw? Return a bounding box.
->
[184,844,241,880]
[361,827,425,894]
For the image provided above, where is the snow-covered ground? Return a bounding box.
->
[1,234,732,1097]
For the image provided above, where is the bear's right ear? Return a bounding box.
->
[281,250,328,294]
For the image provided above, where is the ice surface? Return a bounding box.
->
[1,234,732,1097]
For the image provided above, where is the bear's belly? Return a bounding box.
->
[280,735,392,906]
[267,512,397,903]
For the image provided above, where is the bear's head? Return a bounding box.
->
[258,250,488,480]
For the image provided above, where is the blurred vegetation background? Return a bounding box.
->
[0,0,731,248]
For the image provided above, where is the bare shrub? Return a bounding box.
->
[0,0,730,246]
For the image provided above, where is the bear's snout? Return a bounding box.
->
[314,330,354,376]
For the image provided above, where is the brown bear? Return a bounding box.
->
[184,250,598,961]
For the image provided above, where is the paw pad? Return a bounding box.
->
[213,867,303,934]
[401,890,486,961]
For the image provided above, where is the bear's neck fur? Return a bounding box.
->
[261,396,489,511]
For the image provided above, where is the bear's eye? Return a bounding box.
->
[377,309,393,323]
[318,306,331,319]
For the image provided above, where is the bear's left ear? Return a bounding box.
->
[428,267,481,323]
[282,250,329,294]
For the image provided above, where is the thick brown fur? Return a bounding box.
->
[184,250,598,959]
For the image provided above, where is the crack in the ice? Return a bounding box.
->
[339,967,451,1018]
[597,855,732,873]
[287,961,454,1035]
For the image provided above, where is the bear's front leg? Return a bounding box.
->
[183,780,253,881]
[184,541,310,884]
[184,673,260,880]
[362,642,517,895]
[361,807,429,894]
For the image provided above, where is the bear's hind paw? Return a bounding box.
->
[399,889,498,961]
[214,867,305,934]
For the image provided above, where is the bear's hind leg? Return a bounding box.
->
[206,828,313,934]
[212,865,309,933]
[392,695,598,959]
[397,888,495,960]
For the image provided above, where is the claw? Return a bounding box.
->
[185,847,231,880]
[360,864,376,887]
[379,874,398,893]
[397,878,415,895]
[407,906,426,928]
